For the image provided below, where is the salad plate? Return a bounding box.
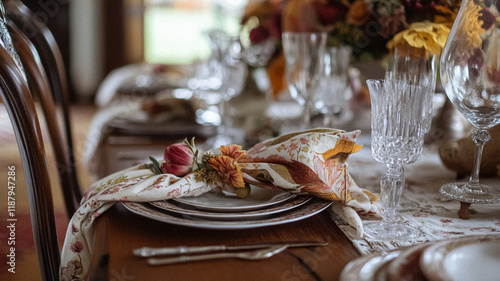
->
[173,186,296,212]
[150,196,311,221]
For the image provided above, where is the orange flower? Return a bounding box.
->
[347,0,370,27]
[433,4,460,28]
[282,0,331,32]
[219,145,247,161]
[266,54,286,99]
[208,156,245,188]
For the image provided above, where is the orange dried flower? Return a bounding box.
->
[219,145,247,161]
[433,4,460,28]
[347,0,370,27]
[208,156,245,188]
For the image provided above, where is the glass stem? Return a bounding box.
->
[323,107,341,128]
[380,164,404,225]
[323,110,333,128]
[303,97,312,129]
[218,96,230,136]
[466,129,491,194]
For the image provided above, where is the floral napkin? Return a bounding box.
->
[60,128,378,280]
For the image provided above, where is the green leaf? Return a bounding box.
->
[146,156,163,175]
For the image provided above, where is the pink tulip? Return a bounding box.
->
[161,143,195,177]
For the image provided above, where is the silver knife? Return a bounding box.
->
[133,241,327,257]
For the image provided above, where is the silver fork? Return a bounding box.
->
[147,245,288,265]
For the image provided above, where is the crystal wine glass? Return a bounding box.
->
[439,0,500,203]
[313,45,352,128]
[213,35,248,147]
[364,79,434,240]
[188,29,228,91]
[282,32,327,129]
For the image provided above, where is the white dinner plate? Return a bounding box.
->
[420,235,500,281]
[122,198,332,230]
[150,196,311,221]
[340,249,401,281]
[173,186,296,212]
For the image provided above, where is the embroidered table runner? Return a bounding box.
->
[333,146,500,255]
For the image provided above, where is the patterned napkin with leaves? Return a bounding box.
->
[60,128,378,280]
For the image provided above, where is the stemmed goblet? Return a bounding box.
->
[314,46,352,128]
[364,79,434,240]
[213,35,248,147]
[188,30,248,147]
[439,0,500,203]
[282,32,327,129]
[188,29,228,91]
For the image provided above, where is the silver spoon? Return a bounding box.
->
[147,245,288,265]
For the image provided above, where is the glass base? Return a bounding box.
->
[363,221,417,241]
[209,128,244,149]
[440,182,500,204]
[398,201,419,212]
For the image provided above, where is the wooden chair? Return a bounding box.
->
[6,20,81,217]
[5,0,82,216]
[0,31,61,281]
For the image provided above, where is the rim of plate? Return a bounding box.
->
[420,235,500,281]
[150,196,312,221]
[122,198,332,230]
[339,250,402,281]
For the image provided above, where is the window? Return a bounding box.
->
[144,0,247,65]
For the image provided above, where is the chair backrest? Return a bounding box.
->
[7,19,80,217]
[5,0,82,215]
[0,31,60,281]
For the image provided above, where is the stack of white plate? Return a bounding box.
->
[122,185,332,230]
[340,235,500,281]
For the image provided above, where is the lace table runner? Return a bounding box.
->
[334,146,500,255]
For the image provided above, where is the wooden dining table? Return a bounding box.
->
[87,202,361,281]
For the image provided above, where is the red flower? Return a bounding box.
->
[480,8,497,31]
[401,0,437,14]
[249,26,270,43]
[314,2,347,26]
[161,143,195,177]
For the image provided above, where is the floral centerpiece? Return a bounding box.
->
[241,0,461,97]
